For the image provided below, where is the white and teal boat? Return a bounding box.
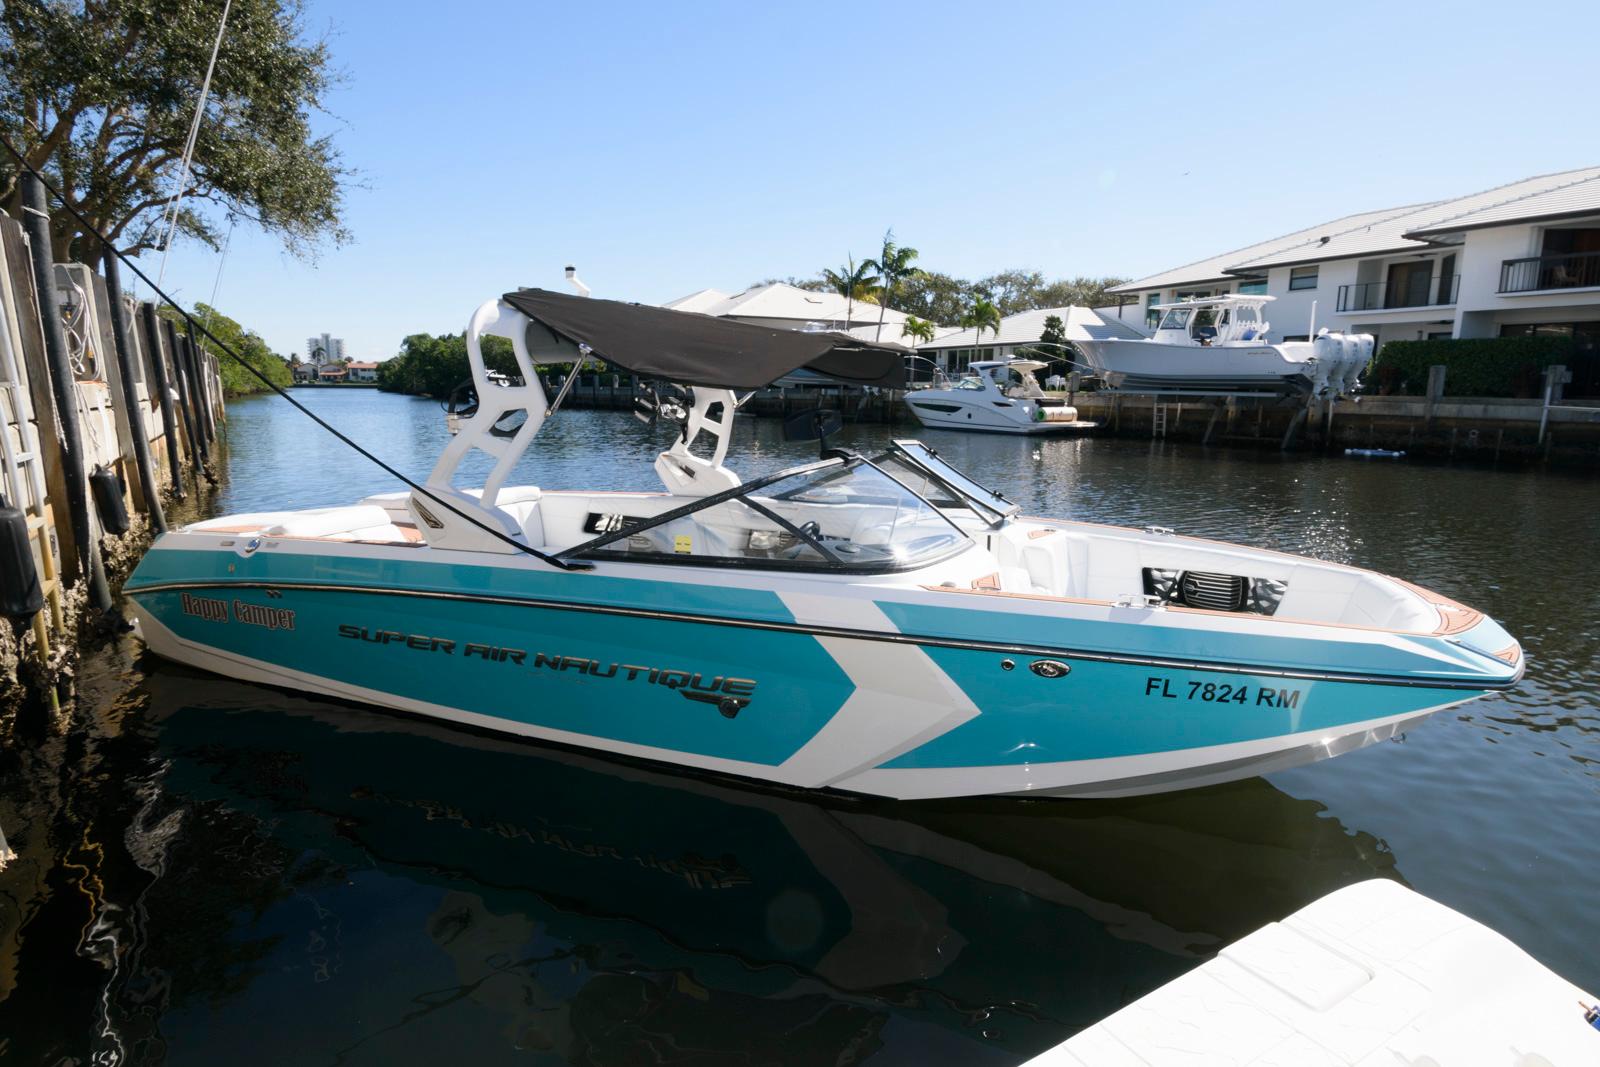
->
[124,289,1523,800]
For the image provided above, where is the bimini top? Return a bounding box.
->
[502,288,907,390]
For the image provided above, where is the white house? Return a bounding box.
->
[664,282,912,334]
[1108,167,1600,385]
[914,306,1148,375]
[345,360,379,383]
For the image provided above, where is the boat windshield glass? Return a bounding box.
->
[879,441,1018,525]
[954,376,985,390]
[565,459,969,571]
[1157,308,1192,330]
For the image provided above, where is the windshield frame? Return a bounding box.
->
[880,440,1019,527]
[557,456,975,574]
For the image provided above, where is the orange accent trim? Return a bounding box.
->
[970,572,1002,591]
[1027,528,1060,539]
[1491,641,1522,665]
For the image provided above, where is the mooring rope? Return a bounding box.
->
[0,133,591,571]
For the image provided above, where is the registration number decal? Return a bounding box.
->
[1145,677,1302,709]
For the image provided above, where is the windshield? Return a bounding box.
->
[880,441,1018,525]
[1158,308,1192,331]
[566,459,969,571]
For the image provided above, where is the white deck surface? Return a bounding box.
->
[1026,879,1598,1066]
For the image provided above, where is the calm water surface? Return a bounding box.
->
[2,389,1596,1065]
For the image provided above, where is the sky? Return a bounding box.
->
[133,0,1600,361]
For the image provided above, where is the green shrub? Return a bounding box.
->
[1370,335,1575,398]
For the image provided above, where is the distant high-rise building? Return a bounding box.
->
[305,333,347,364]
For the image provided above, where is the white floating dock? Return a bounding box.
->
[1027,879,1598,1066]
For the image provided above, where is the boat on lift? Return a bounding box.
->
[124,287,1521,800]
[1074,294,1372,396]
[904,359,1094,435]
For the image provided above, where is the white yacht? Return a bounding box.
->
[904,360,1093,435]
[1074,295,1372,396]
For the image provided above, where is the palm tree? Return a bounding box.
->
[960,298,1002,366]
[820,255,880,328]
[900,316,936,345]
[867,229,923,341]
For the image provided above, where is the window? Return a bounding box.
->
[1237,279,1267,295]
[1288,266,1319,291]
[1157,308,1193,331]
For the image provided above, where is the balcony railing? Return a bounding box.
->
[1335,274,1459,313]
[1499,250,1600,293]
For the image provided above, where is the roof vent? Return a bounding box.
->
[1319,236,1331,245]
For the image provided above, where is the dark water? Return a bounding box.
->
[3,389,1597,1065]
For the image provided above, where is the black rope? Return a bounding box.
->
[0,132,589,571]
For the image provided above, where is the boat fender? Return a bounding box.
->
[0,495,44,623]
[89,465,131,536]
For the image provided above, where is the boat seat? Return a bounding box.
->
[991,528,1073,596]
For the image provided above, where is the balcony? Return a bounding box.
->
[1336,275,1459,313]
[1499,251,1600,293]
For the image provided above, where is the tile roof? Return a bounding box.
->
[1404,166,1600,237]
[1107,206,1416,293]
[1112,166,1600,288]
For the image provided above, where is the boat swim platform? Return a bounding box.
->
[1024,878,1599,1066]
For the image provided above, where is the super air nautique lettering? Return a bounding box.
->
[1144,676,1302,709]
[533,650,757,716]
[336,623,756,716]
[337,624,454,653]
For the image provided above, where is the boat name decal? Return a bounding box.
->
[1145,676,1301,709]
[336,624,756,716]
[181,592,295,631]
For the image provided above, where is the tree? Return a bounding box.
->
[960,298,1002,351]
[973,269,1048,317]
[865,228,922,341]
[159,302,289,396]
[894,270,970,326]
[900,316,936,345]
[753,275,828,292]
[0,0,350,268]
[377,332,520,399]
[1037,275,1131,310]
[820,255,879,326]
[1017,314,1072,381]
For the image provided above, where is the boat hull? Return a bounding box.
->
[1075,338,1315,393]
[905,395,1093,434]
[124,539,1516,801]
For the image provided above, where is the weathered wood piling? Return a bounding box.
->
[0,202,224,724]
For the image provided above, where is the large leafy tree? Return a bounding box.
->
[894,270,970,326]
[0,0,350,268]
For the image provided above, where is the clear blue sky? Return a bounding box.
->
[134,0,1600,361]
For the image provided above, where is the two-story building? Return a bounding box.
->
[1108,166,1600,391]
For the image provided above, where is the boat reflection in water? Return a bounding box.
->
[105,671,1404,1064]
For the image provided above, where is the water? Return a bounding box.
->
[3,389,1597,1065]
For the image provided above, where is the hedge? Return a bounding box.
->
[1368,335,1576,398]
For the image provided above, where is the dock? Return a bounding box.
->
[1,191,224,725]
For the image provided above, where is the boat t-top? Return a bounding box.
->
[1074,294,1371,396]
[904,359,1093,435]
[125,288,1521,799]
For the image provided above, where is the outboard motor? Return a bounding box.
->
[89,465,131,536]
[0,495,44,623]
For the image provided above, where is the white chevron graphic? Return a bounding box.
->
[774,592,981,789]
